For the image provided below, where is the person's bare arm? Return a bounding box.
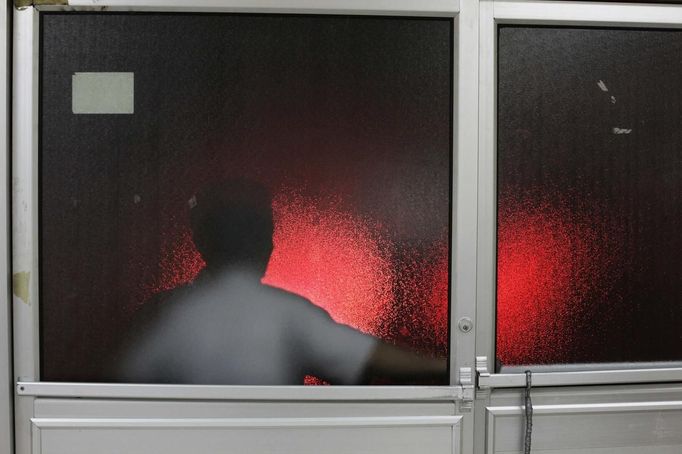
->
[361,341,447,383]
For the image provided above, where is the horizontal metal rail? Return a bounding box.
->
[35,0,460,16]
[17,382,463,401]
[480,368,682,389]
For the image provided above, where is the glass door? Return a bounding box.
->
[12,3,471,454]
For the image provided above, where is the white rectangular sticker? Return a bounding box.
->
[72,72,134,114]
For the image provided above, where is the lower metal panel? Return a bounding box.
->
[32,400,461,454]
[486,384,682,453]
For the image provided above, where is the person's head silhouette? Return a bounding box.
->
[190,179,274,275]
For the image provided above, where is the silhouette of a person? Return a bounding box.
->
[119,180,445,385]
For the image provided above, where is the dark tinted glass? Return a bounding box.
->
[40,13,452,384]
[497,26,682,367]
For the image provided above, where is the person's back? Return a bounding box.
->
[121,269,377,385]
[117,178,446,385]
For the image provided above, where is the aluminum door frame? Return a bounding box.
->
[11,1,479,454]
[475,0,682,390]
[1,1,13,454]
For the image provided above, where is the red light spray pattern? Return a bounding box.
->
[303,375,330,386]
[497,191,626,365]
[149,190,396,336]
[263,191,394,336]
[383,241,450,357]
[146,188,450,382]
[426,244,450,349]
[154,227,206,294]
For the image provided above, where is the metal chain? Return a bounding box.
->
[524,370,533,454]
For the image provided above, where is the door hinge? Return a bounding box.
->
[15,0,68,9]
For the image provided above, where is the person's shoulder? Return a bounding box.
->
[260,284,311,304]
[132,283,195,325]
[260,284,331,317]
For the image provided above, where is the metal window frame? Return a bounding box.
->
[476,0,682,389]
[12,0,473,402]
[12,3,481,453]
[1,2,13,454]
[35,0,459,15]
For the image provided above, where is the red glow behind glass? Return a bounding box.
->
[148,189,449,382]
[426,244,450,349]
[263,192,394,336]
[149,190,398,335]
[497,192,625,365]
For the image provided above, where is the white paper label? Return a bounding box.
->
[72,72,134,114]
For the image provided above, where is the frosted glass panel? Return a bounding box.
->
[40,13,452,384]
[497,26,682,367]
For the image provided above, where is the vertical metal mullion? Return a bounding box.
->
[453,0,481,451]
[12,6,39,454]
[1,0,14,453]
[473,1,496,453]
